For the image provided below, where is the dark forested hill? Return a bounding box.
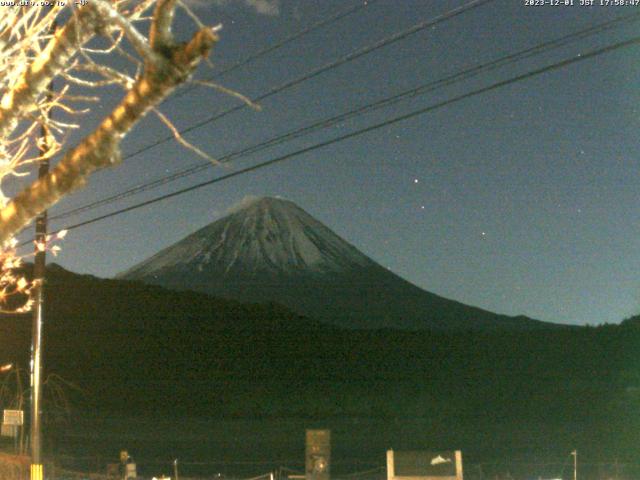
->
[0,265,638,463]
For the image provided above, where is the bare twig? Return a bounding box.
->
[153,108,220,164]
[192,79,262,111]
[0,6,220,242]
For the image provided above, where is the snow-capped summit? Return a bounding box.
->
[120,196,551,330]
[120,196,372,279]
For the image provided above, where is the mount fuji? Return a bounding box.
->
[119,196,552,330]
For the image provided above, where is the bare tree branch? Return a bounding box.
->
[0,6,98,140]
[0,8,219,243]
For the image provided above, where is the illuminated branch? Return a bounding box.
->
[0,4,220,244]
[0,5,98,140]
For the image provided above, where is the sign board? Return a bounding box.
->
[387,450,463,480]
[3,409,23,426]
[306,429,330,480]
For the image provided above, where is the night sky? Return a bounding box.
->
[11,0,640,326]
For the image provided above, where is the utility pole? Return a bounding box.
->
[30,73,55,480]
[571,450,577,480]
[30,118,49,480]
[29,14,58,480]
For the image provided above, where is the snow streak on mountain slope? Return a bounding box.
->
[121,196,373,278]
[120,196,553,330]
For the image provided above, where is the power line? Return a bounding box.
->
[47,0,500,221]
[50,10,640,222]
[46,0,389,221]
[172,0,380,101]
[121,0,498,161]
[212,0,380,80]
[34,34,640,240]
